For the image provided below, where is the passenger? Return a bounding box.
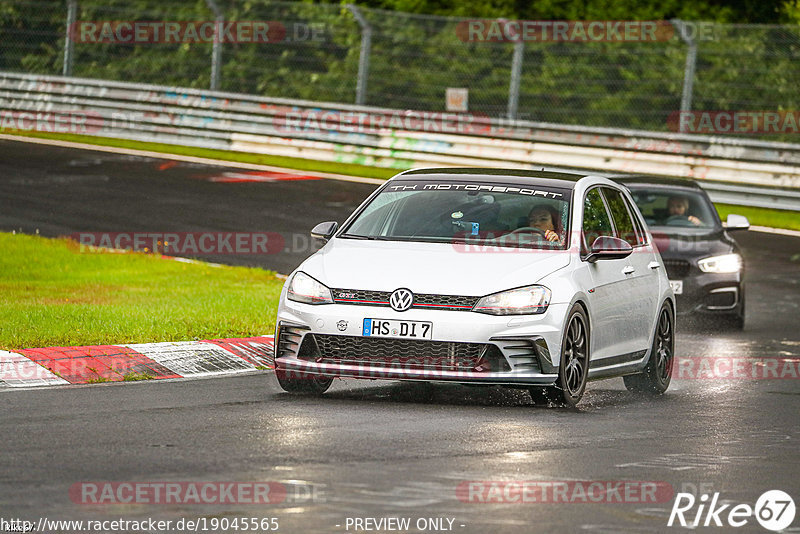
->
[667,196,702,226]
[527,205,563,243]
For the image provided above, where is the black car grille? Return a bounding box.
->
[331,288,479,311]
[663,259,691,279]
[305,334,493,372]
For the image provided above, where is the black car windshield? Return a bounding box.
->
[341,180,572,249]
[627,187,721,231]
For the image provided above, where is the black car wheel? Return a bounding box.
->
[275,367,333,394]
[624,303,674,394]
[530,304,589,407]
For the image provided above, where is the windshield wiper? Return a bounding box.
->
[340,234,449,243]
[340,234,382,240]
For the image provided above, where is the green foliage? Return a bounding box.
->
[715,203,800,231]
[354,0,787,23]
[2,1,800,135]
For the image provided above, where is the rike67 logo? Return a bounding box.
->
[668,490,795,531]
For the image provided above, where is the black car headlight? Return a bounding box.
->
[698,253,742,273]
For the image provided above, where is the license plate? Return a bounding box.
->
[669,280,683,295]
[363,318,432,339]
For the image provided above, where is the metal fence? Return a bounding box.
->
[3,1,800,136]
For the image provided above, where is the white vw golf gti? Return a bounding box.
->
[274,168,675,406]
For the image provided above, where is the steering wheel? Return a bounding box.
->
[493,226,551,245]
[508,226,550,238]
[665,214,693,226]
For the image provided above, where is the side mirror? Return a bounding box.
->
[585,236,633,263]
[310,221,338,242]
[725,214,750,231]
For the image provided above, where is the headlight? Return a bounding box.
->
[473,285,551,315]
[287,271,333,304]
[698,253,742,273]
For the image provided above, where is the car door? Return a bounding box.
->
[580,187,636,362]
[601,186,658,356]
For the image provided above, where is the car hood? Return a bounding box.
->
[649,228,736,260]
[297,238,572,296]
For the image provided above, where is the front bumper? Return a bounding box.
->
[673,272,743,316]
[274,300,568,386]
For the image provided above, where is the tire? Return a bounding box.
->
[624,303,674,394]
[529,304,589,407]
[275,367,333,394]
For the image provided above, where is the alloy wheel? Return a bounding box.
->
[563,313,588,397]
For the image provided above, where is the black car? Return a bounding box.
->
[614,176,749,329]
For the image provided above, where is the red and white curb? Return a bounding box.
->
[0,336,274,388]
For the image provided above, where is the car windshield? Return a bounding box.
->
[340,180,572,249]
[627,187,720,230]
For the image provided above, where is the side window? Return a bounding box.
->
[603,187,639,246]
[582,188,613,249]
[624,195,649,246]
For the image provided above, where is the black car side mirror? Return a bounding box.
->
[310,221,338,242]
[585,236,633,263]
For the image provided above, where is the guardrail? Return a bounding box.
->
[699,182,800,211]
[1,71,799,210]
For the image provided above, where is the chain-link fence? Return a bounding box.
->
[2,0,800,135]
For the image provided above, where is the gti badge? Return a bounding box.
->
[389,288,414,312]
[337,320,348,331]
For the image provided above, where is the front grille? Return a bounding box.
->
[306,334,492,372]
[663,259,691,279]
[331,288,479,311]
[414,293,479,309]
[331,289,389,304]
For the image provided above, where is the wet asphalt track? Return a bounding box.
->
[0,140,375,274]
[1,139,800,533]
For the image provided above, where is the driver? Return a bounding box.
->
[667,196,702,226]
[527,205,563,243]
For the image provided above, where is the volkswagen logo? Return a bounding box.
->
[389,288,414,312]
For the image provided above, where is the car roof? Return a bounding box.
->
[394,167,588,189]
[612,174,704,190]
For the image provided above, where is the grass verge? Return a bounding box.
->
[0,232,284,349]
[715,203,800,232]
[122,371,156,381]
